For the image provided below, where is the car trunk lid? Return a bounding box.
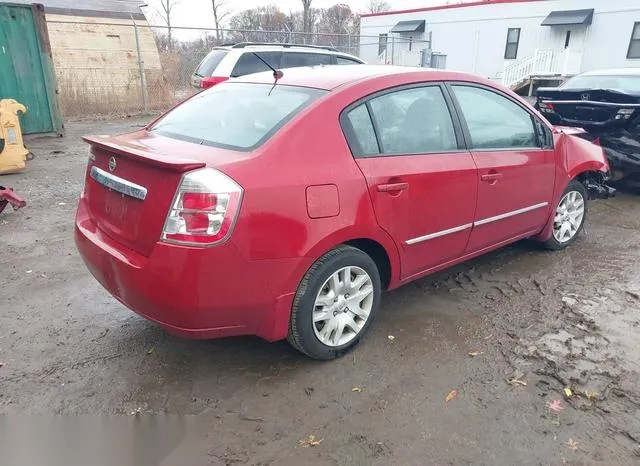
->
[83,132,242,257]
[537,87,640,128]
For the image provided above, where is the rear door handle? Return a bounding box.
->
[480,173,503,182]
[377,182,409,192]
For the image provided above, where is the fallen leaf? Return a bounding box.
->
[147,346,155,355]
[567,439,578,450]
[468,351,484,357]
[585,390,598,401]
[563,387,573,398]
[387,335,395,341]
[445,390,458,402]
[299,435,323,447]
[351,387,363,393]
[507,378,527,387]
[547,399,565,413]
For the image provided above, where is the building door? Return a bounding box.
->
[557,26,586,74]
[0,4,61,134]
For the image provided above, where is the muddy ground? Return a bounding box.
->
[1,119,639,465]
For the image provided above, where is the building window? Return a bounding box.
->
[504,28,521,59]
[628,22,640,59]
[378,34,388,56]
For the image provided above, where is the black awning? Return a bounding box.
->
[391,20,426,33]
[541,9,594,26]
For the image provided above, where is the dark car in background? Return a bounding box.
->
[191,42,365,90]
[536,68,640,186]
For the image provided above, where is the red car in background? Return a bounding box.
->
[75,65,613,360]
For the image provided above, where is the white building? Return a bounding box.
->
[359,0,640,93]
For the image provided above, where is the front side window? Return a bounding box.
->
[451,85,538,150]
[368,86,458,154]
[231,52,282,77]
[282,52,332,68]
[627,22,640,59]
[504,28,521,59]
[151,83,325,150]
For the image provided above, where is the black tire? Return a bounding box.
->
[542,179,588,250]
[288,245,382,360]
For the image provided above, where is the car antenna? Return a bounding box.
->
[252,52,283,95]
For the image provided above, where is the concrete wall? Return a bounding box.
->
[45,14,168,117]
[360,0,640,80]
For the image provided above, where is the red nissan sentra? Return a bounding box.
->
[75,65,614,360]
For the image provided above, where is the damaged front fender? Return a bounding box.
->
[554,126,610,179]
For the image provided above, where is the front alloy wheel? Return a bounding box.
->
[553,190,585,243]
[543,179,588,250]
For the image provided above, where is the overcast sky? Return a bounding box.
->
[145,0,449,29]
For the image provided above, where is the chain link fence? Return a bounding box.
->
[46,20,432,120]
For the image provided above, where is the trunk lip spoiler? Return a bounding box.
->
[83,135,207,172]
[90,166,148,201]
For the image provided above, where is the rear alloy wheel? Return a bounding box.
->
[288,246,381,360]
[543,180,587,250]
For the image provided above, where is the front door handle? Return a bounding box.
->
[377,182,409,193]
[481,173,503,182]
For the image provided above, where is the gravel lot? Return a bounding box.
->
[1,119,639,465]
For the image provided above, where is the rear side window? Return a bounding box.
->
[336,56,362,65]
[195,50,228,77]
[231,52,282,77]
[451,85,537,149]
[282,52,332,68]
[345,105,379,156]
[151,83,326,151]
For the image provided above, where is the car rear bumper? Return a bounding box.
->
[74,201,306,341]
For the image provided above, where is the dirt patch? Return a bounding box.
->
[1,120,639,464]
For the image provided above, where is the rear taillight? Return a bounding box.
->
[201,76,228,89]
[538,101,555,113]
[615,108,635,120]
[161,168,242,246]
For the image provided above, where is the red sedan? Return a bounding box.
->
[75,65,613,360]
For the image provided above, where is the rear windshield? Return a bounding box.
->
[195,49,228,77]
[562,75,640,93]
[151,83,326,150]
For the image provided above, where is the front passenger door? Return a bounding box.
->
[342,84,478,280]
[449,84,555,252]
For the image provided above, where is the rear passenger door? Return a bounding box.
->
[342,84,478,280]
[448,84,555,252]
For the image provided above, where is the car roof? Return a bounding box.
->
[578,68,640,76]
[233,65,486,91]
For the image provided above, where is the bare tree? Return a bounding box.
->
[212,0,231,42]
[366,0,391,14]
[301,0,312,34]
[155,0,180,51]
